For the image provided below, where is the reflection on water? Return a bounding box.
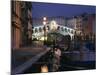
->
[23,51,95,74]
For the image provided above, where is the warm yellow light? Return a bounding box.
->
[41,65,48,73]
[40,37,44,41]
[40,36,47,41]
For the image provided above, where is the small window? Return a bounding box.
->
[65,28,67,32]
[61,27,64,31]
[47,26,50,30]
[39,27,42,32]
[68,29,70,33]
[71,30,73,34]
[57,26,60,30]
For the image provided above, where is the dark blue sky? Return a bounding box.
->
[32,2,96,18]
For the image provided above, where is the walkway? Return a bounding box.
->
[11,46,50,75]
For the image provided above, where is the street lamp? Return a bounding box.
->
[43,17,47,45]
[43,17,47,21]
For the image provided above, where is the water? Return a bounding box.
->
[22,51,95,74]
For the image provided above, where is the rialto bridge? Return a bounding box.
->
[32,20,76,40]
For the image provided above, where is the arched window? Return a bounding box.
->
[47,26,50,30]
[68,29,70,33]
[71,30,74,34]
[35,28,38,33]
[57,26,60,30]
[74,31,77,34]
[39,27,42,32]
[61,27,64,31]
[65,28,67,32]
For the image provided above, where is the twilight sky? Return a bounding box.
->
[32,2,96,18]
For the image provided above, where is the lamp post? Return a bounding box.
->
[43,17,47,45]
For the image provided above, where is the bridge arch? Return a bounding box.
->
[32,21,75,40]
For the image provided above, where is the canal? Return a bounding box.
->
[22,50,95,74]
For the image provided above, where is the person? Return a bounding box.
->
[52,46,61,71]
[54,48,61,63]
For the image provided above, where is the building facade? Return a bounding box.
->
[82,14,96,34]
[66,17,77,29]
[11,1,33,49]
[81,14,96,41]
[21,1,33,46]
[66,14,96,36]
[11,1,22,49]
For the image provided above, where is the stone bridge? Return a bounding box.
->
[32,21,76,40]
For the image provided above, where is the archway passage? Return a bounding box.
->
[46,32,64,45]
[46,32,71,51]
